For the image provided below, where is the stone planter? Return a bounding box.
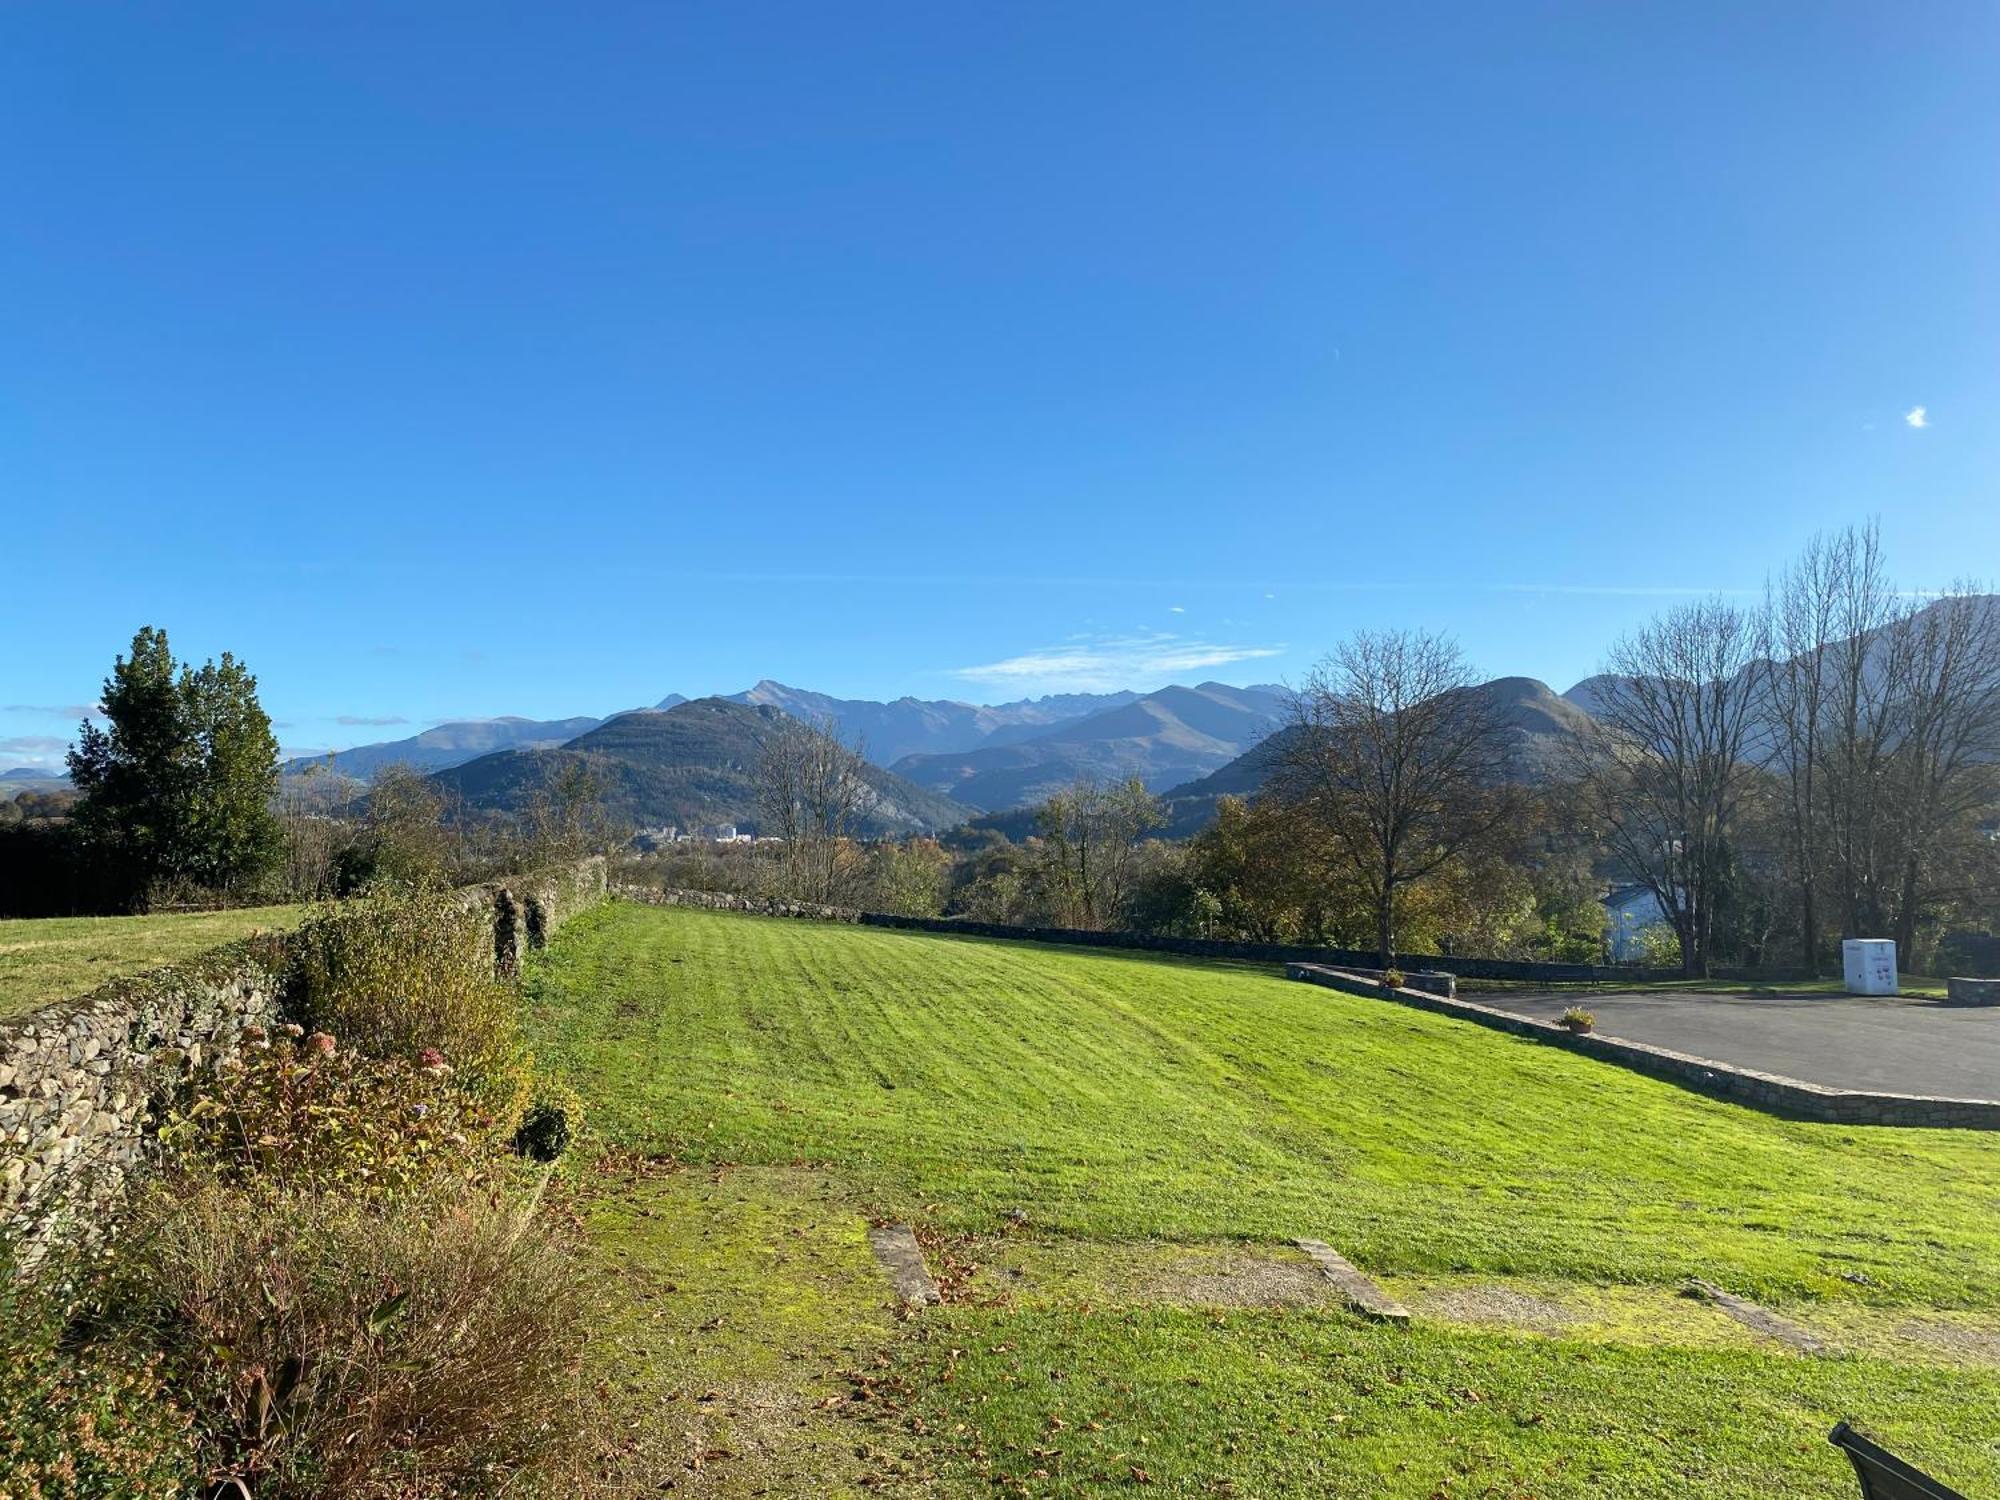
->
[1945,977,2000,1006]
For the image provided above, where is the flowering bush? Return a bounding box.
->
[159,1026,497,1199]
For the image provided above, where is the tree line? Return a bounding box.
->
[15,525,1999,975]
[671,523,1997,977]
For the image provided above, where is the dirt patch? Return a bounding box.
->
[1418,1283,1578,1334]
[1151,1248,1339,1308]
[1893,1319,2000,1366]
[966,1237,1344,1309]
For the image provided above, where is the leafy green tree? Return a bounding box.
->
[67,627,281,900]
[1033,777,1165,929]
[866,836,951,917]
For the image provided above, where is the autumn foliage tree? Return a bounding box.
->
[1272,630,1516,965]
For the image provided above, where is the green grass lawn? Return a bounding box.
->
[0,904,303,1019]
[530,902,2000,1497]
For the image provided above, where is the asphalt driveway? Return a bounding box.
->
[1489,988,2000,1101]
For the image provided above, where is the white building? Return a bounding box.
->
[1603,884,1666,962]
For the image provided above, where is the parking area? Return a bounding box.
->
[1489,988,2000,1101]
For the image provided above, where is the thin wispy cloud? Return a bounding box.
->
[1495,583,1758,598]
[1169,605,1186,614]
[0,735,67,755]
[334,714,410,727]
[1906,405,1929,429]
[954,632,1283,694]
[4,703,96,718]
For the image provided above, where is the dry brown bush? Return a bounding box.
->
[106,1175,600,1498]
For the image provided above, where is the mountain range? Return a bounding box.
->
[891,682,1288,811]
[300,675,1592,832]
[285,716,606,780]
[723,680,1146,765]
[430,698,967,836]
[296,684,1200,788]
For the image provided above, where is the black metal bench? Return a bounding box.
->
[1830,1422,1971,1500]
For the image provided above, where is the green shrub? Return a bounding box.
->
[159,1025,500,1198]
[0,1254,200,1498]
[1561,1006,1597,1032]
[287,888,519,1091]
[1379,967,1406,990]
[1635,921,1683,969]
[102,1176,597,1499]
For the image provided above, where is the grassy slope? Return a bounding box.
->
[530,904,2000,1497]
[0,905,302,1019]
[529,903,1999,1308]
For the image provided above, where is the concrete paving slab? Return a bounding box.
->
[867,1223,941,1306]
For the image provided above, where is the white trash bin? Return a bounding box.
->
[1842,938,1898,996]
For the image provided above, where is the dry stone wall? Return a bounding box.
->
[1,857,608,1250]
[615,884,863,924]
[0,942,283,1250]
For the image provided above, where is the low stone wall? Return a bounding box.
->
[1,941,284,1250]
[1946,977,2000,1006]
[2,857,609,1251]
[613,886,1673,985]
[615,884,862,924]
[1284,966,1457,1001]
[1287,963,2000,1130]
[467,856,610,976]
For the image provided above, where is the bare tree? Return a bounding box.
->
[1272,629,1514,966]
[756,715,868,903]
[1571,599,1765,977]
[275,756,358,900]
[1763,522,2000,965]
[1881,585,2000,958]
[524,761,610,866]
[1816,524,1906,939]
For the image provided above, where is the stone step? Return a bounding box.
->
[1685,1278,1826,1354]
[867,1222,941,1306]
[1293,1238,1410,1322]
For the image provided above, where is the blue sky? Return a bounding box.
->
[3,3,1994,766]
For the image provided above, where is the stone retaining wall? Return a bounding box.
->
[1286,963,2000,1130]
[1946,977,2000,1006]
[613,886,1675,985]
[2,857,608,1250]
